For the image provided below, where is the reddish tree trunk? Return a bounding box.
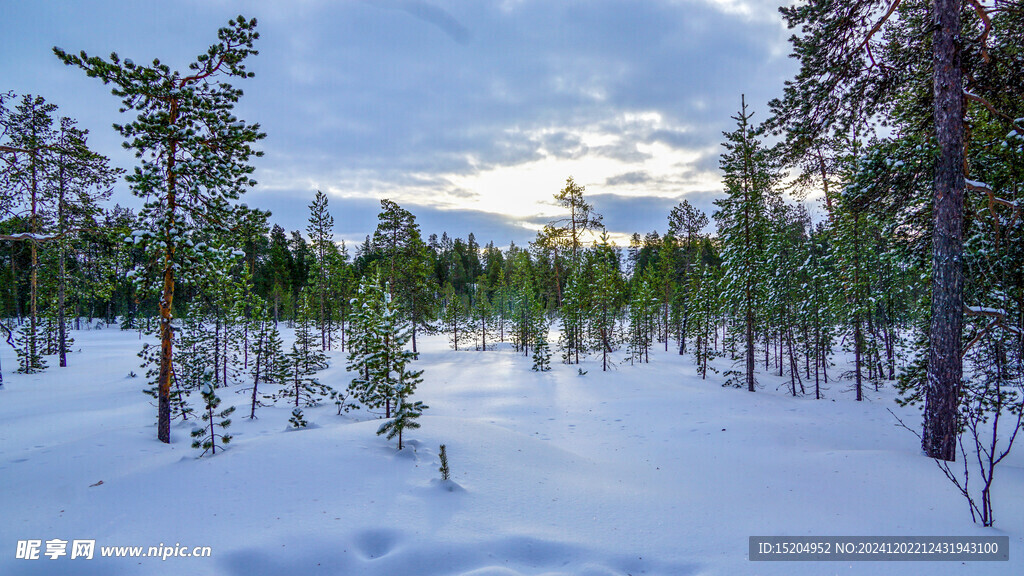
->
[923,0,965,462]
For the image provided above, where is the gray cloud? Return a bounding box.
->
[3,0,794,246]
[605,171,653,186]
[376,0,473,45]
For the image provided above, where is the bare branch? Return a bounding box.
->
[858,0,903,53]
[964,90,1024,132]
[966,0,993,63]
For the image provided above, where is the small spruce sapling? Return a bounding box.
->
[438,444,451,480]
[289,407,308,429]
[191,380,234,456]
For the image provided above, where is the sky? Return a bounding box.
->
[1,0,798,248]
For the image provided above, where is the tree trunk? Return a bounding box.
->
[157,261,175,444]
[157,113,179,445]
[923,0,964,462]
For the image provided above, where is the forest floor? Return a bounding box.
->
[1,325,1021,575]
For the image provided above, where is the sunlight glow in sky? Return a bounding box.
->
[1,0,796,246]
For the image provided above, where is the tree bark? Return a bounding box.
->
[157,104,179,445]
[923,0,964,462]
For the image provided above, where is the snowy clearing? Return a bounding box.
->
[1,327,1021,575]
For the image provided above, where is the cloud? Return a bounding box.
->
[378,0,473,45]
[605,171,653,186]
[3,0,796,246]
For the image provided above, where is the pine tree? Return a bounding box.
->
[372,199,434,353]
[714,96,778,391]
[288,407,308,429]
[176,305,214,395]
[281,291,331,407]
[1,95,57,374]
[766,0,1016,461]
[687,257,720,379]
[307,190,336,350]
[558,269,587,365]
[348,271,425,425]
[470,277,495,351]
[347,273,386,409]
[550,176,604,264]
[800,224,838,399]
[762,202,809,396]
[668,201,710,355]
[48,116,120,367]
[438,444,451,480]
[265,224,293,323]
[628,266,659,366]
[377,287,423,419]
[190,379,235,457]
[377,393,426,451]
[13,323,47,373]
[140,340,193,422]
[531,303,551,372]
[225,263,258,387]
[589,234,624,372]
[57,16,265,444]
[246,301,285,418]
[440,282,468,351]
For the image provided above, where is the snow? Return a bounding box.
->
[3,232,58,242]
[966,306,1007,317]
[1,328,1021,575]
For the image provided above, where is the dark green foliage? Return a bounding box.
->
[377,395,426,451]
[440,282,469,351]
[531,314,551,372]
[56,15,265,444]
[288,407,307,429]
[714,96,779,391]
[190,380,234,457]
[628,266,658,366]
[470,277,495,351]
[438,444,451,480]
[371,199,434,353]
[280,292,331,407]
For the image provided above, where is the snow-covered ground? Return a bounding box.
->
[1,326,1021,575]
